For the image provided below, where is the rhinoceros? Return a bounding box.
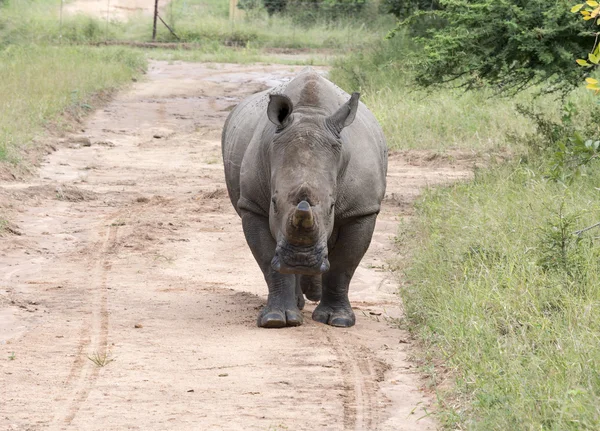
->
[221,69,387,328]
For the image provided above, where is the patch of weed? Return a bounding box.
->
[87,351,115,367]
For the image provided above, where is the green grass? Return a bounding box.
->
[0,0,393,51]
[131,0,392,50]
[0,45,145,162]
[0,0,115,45]
[398,162,600,429]
[139,44,331,65]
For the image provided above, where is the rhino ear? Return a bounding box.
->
[267,94,294,128]
[327,92,360,134]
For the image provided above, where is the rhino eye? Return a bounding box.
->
[271,198,278,213]
[329,202,335,214]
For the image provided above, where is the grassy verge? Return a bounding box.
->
[399,163,600,429]
[138,44,331,66]
[0,45,145,163]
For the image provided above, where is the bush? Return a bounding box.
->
[263,0,287,16]
[393,0,593,94]
[516,102,600,182]
[381,0,440,19]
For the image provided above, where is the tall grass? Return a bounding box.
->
[0,0,114,46]
[135,0,392,49]
[329,34,598,152]
[400,163,600,429]
[0,0,393,50]
[0,45,145,162]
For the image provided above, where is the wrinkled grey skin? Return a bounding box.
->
[222,69,387,328]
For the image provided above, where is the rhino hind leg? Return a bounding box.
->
[242,211,303,328]
[295,276,306,310]
[312,214,378,328]
[299,275,322,302]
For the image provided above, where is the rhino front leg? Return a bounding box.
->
[241,211,303,328]
[313,214,378,327]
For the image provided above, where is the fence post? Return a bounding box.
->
[153,0,159,41]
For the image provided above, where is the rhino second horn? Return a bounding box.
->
[292,200,314,229]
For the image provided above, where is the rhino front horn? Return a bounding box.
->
[292,200,314,229]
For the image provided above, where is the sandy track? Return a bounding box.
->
[0,62,470,430]
[63,0,170,21]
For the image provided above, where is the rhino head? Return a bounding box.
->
[266,91,360,276]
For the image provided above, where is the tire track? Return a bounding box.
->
[50,222,117,429]
[323,328,383,431]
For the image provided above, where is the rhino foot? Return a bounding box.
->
[258,306,303,328]
[312,304,355,327]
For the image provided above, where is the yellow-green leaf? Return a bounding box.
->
[586,0,598,7]
[586,77,599,84]
[584,15,594,19]
[586,84,600,90]
[589,53,599,63]
[592,6,600,16]
[582,9,591,15]
[577,59,591,66]
[572,3,585,12]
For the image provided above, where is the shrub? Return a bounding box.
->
[392,0,593,94]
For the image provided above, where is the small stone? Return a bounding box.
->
[151,128,174,139]
[134,324,143,329]
[71,136,91,146]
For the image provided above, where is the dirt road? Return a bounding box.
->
[64,0,168,21]
[0,62,470,430]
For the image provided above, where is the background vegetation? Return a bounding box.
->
[0,0,392,50]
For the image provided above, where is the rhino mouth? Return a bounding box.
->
[271,241,330,275]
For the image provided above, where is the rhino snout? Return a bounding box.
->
[271,241,330,275]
